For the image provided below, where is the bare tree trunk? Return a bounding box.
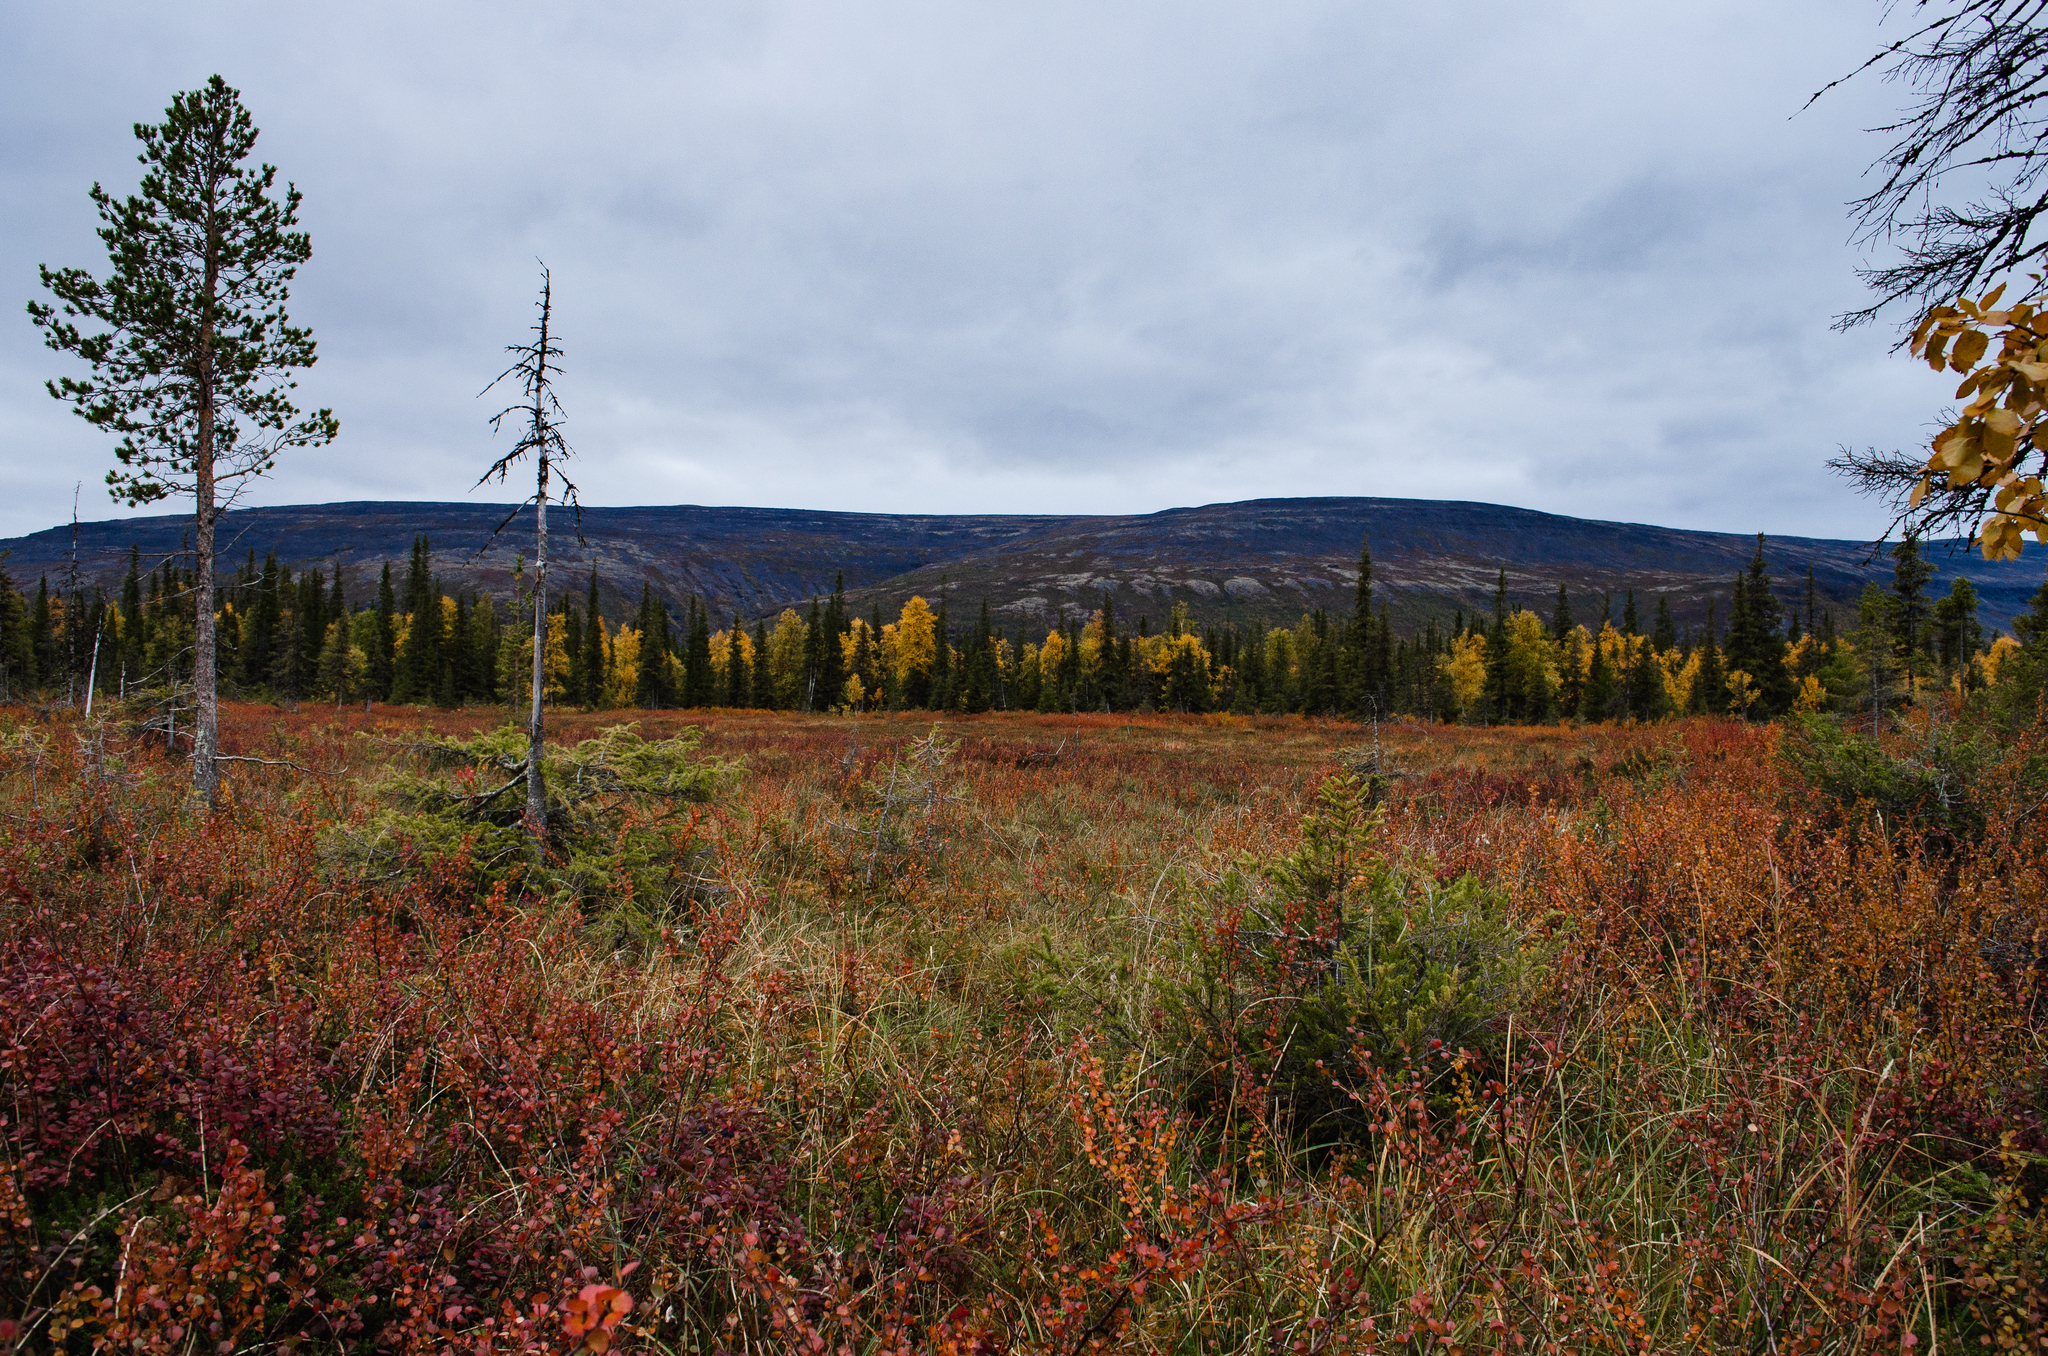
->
[528,452,548,839]
[479,267,565,843]
[194,459,218,805]
[67,488,81,708]
[524,285,553,843]
[192,216,220,808]
[84,626,100,718]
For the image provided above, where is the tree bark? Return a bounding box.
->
[192,184,221,808]
[525,284,553,843]
[194,450,217,805]
[528,452,548,840]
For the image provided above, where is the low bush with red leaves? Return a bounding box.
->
[0,703,2045,1353]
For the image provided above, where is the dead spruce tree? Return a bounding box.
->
[478,267,578,845]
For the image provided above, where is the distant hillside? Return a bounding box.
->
[0,496,2037,635]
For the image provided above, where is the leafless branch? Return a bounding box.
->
[213,753,340,778]
[1829,440,2048,551]
[1817,0,2048,329]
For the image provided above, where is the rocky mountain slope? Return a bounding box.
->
[0,496,2034,634]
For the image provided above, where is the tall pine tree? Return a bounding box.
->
[961,598,995,713]
[31,76,338,801]
[751,619,769,708]
[1651,595,1676,653]
[580,569,606,708]
[370,563,397,700]
[818,573,848,709]
[1890,534,1936,696]
[931,583,952,711]
[685,599,714,707]
[1551,583,1572,643]
[1738,536,1795,717]
[392,536,441,704]
[724,613,749,708]
[1691,602,1726,715]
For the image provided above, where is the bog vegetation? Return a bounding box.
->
[3,660,2048,1352]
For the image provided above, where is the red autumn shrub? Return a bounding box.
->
[0,702,2044,1352]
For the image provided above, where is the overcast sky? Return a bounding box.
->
[0,0,1953,542]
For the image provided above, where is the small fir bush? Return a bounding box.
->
[1156,772,1542,1143]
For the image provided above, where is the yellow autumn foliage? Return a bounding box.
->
[1657,648,1700,713]
[1501,610,1560,690]
[710,626,755,677]
[508,612,573,705]
[605,626,641,708]
[1725,669,1758,717]
[766,610,808,708]
[1142,631,1208,679]
[1438,633,1487,714]
[1907,285,2048,559]
[894,598,937,685]
[1038,628,1070,680]
[1984,633,2022,687]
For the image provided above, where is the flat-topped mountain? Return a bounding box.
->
[0,496,2035,634]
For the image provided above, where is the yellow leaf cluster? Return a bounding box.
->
[1038,628,1070,679]
[765,610,809,708]
[1561,622,1649,682]
[1140,631,1209,677]
[509,612,574,704]
[1983,633,2022,688]
[1910,285,2048,558]
[605,626,641,707]
[711,626,755,674]
[1724,669,1758,717]
[879,622,901,678]
[1437,633,1488,713]
[1783,634,1825,673]
[1505,611,1556,671]
[894,597,937,683]
[1657,647,1699,712]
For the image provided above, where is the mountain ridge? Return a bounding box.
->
[0,496,2034,634]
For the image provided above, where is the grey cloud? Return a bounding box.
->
[1422,176,1726,293]
[0,0,1940,542]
